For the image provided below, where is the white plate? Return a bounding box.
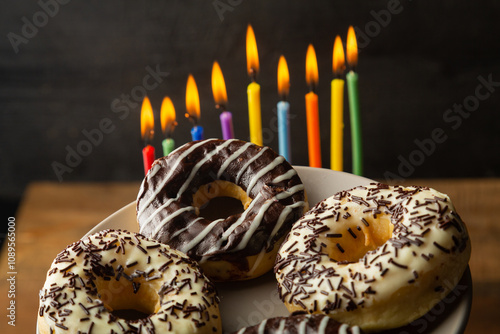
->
[39,167,472,333]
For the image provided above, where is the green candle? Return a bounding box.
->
[162,138,175,156]
[346,26,363,176]
[346,70,362,175]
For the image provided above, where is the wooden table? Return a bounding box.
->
[1,179,499,333]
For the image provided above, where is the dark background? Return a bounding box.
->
[1,0,499,216]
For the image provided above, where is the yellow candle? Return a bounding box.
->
[331,79,344,170]
[246,24,262,146]
[247,81,262,145]
[331,35,346,171]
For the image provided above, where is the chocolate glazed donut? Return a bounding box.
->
[232,313,362,334]
[136,139,308,281]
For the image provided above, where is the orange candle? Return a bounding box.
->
[305,44,321,168]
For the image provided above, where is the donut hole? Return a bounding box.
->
[193,180,252,220]
[324,212,394,263]
[96,277,159,320]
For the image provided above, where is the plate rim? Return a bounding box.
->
[41,167,471,334]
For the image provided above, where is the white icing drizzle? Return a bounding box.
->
[271,168,297,184]
[339,324,349,334]
[150,206,196,237]
[139,198,176,233]
[217,141,253,178]
[218,193,263,241]
[267,201,306,245]
[298,317,307,334]
[176,139,237,197]
[257,319,267,334]
[275,184,304,200]
[148,162,161,177]
[180,219,224,253]
[246,156,285,195]
[138,139,218,218]
[236,200,274,251]
[169,217,204,240]
[318,315,330,334]
[351,326,361,334]
[235,147,270,184]
[277,319,286,333]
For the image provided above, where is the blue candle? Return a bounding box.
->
[277,55,291,162]
[277,101,291,162]
[191,125,204,141]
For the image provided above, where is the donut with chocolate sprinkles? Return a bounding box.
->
[137,139,308,281]
[274,183,470,332]
[38,229,221,334]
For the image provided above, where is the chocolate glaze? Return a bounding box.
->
[232,313,362,334]
[136,139,307,268]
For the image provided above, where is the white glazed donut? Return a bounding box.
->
[274,183,471,332]
[38,229,221,334]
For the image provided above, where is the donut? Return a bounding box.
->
[274,183,470,331]
[38,229,221,334]
[136,139,308,281]
[232,313,362,334]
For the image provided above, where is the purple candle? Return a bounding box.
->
[220,111,234,140]
[212,61,235,140]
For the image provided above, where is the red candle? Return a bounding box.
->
[141,96,155,175]
[142,145,155,175]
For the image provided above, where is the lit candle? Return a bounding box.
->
[140,96,155,175]
[346,26,363,175]
[185,74,204,141]
[246,24,262,146]
[277,55,291,162]
[331,35,346,171]
[305,44,321,168]
[211,61,234,140]
[160,96,177,156]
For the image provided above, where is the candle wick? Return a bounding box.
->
[185,113,198,126]
[249,69,257,82]
[216,103,226,112]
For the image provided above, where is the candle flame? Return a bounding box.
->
[211,61,228,109]
[185,74,200,123]
[305,44,319,89]
[332,35,346,77]
[246,24,259,79]
[141,96,154,142]
[160,96,177,137]
[346,26,358,68]
[277,55,290,98]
